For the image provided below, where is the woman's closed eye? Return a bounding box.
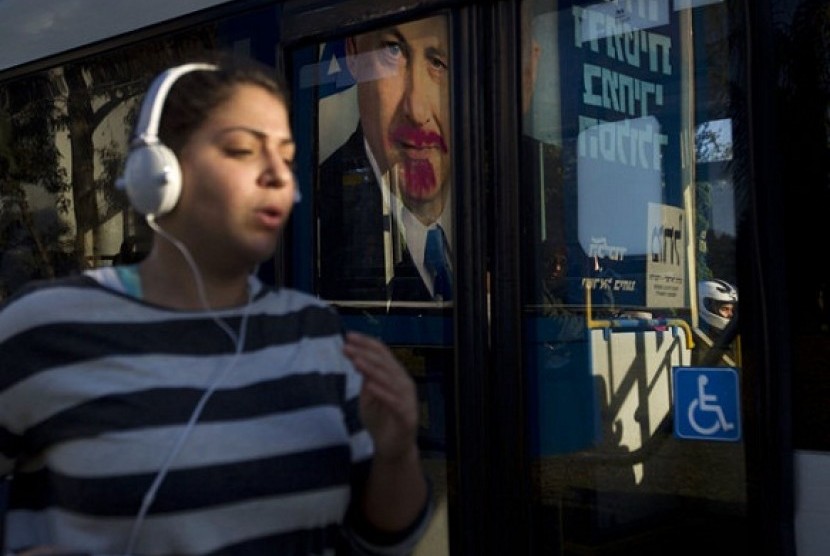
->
[223,137,261,158]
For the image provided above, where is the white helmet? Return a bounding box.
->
[698,279,738,331]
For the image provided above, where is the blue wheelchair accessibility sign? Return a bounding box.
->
[673,367,741,441]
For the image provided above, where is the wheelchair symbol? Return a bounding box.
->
[687,374,735,435]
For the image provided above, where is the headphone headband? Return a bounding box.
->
[133,62,219,145]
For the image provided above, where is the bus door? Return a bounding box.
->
[284,6,456,554]
[517,0,753,553]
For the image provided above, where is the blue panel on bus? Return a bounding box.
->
[526,316,599,455]
[340,314,452,346]
[341,313,452,456]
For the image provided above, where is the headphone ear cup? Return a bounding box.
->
[120,142,182,216]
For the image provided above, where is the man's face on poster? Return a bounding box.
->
[347,16,451,224]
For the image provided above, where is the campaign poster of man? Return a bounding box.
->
[313,15,454,305]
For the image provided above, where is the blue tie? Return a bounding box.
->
[424,226,453,301]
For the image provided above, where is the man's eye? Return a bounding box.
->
[381,41,404,62]
[430,55,448,72]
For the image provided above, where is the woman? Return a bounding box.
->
[0,58,430,555]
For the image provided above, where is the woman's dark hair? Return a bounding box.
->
[154,55,290,154]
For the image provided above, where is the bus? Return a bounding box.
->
[0,0,827,554]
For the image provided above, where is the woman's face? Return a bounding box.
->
[171,84,296,271]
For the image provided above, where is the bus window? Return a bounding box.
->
[0,6,281,298]
[520,0,747,551]
[290,12,455,555]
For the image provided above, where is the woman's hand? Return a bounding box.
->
[342,331,428,532]
[342,331,419,462]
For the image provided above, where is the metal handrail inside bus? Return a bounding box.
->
[583,284,695,349]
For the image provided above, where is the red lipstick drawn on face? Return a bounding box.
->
[400,159,436,196]
[390,126,446,197]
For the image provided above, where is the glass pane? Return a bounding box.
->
[786,0,830,452]
[294,13,454,555]
[0,31,226,297]
[0,7,282,298]
[521,0,747,552]
[782,2,830,553]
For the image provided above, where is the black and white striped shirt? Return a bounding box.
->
[0,272,428,555]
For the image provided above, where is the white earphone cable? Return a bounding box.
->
[123,215,253,555]
[145,215,241,342]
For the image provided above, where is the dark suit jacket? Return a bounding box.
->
[318,127,432,302]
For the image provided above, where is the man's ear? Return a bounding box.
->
[522,38,542,114]
[345,36,359,80]
[530,38,541,83]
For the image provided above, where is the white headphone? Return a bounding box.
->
[116,63,218,217]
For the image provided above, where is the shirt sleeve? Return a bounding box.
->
[341,470,435,556]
